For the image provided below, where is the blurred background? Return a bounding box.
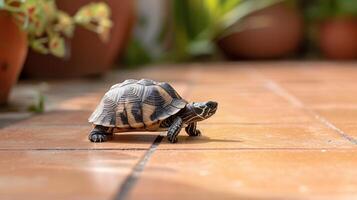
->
[1,1,357,199]
[2,0,357,107]
[125,0,357,66]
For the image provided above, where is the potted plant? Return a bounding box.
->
[158,0,302,62]
[23,0,135,79]
[0,0,112,104]
[306,0,357,59]
[217,0,303,59]
[0,7,27,105]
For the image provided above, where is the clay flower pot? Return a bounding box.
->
[0,12,28,105]
[318,19,357,60]
[23,0,135,79]
[218,3,303,59]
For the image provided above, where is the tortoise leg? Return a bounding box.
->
[167,117,183,143]
[89,125,112,143]
[185,122,201,137]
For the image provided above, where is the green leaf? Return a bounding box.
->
[74,2,112,41]
[49,35,65,57]
[336,0,357,16]
[30,38,49,54]
[55,11,75,37]
[162,0,285,61]
[217,0,284,38]
[122,39,152,68]
[188,39,214,57]
[0,0,5,9]
[28,93,45,114]
[3,0,112,58]
[220,0,242,14]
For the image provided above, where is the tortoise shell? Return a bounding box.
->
[89,79,187,129]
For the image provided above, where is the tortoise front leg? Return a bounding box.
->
[167,117,183,143]
[89,125,113,143]
[185,122,201,137]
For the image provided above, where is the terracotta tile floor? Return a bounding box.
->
[1,62,357,200]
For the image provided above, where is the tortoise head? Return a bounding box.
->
[191,101,218,121]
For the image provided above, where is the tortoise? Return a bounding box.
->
[88,79,218,143]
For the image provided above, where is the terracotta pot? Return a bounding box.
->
[318,19,357,60]
[218,3,303,59]
[0,12,28,105]
[23,0,135,79]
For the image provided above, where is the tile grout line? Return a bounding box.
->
[154,147,356,151]
[6,121,333,128]
[1,147,355,151]
[0,148,150,151]
[114,135,164,200]
[252,70,357,145]
[114,68,201,200]
[265,80,357,145]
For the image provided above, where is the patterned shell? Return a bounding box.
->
[89,79,187,128]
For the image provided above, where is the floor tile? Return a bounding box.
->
[279,80,357,109]
[205,107,316,124]
[127,150,357,200]
[0,113,32,128]
[189,83,268,93]
[0,126,157,150]
[2,62,357,200]
[188,90,293,109]
[258,63,357,82]
[315,108,357,124]
[133,65,196,82]
[281,81,357,94]
[55,91,106,111]
[284,91,357,108]
[0,150,142,200]
[333,124,357,139]
[17,110,93,126]
[158,124,355,149]
[194,67,262,84]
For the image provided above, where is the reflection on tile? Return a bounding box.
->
[0,151,143,200]
[0,126,157,150]
[128,150,357,200]
[18,110,93,126]
[315,108,357,124]
[205,107,315,124]
[158,124,355,149]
